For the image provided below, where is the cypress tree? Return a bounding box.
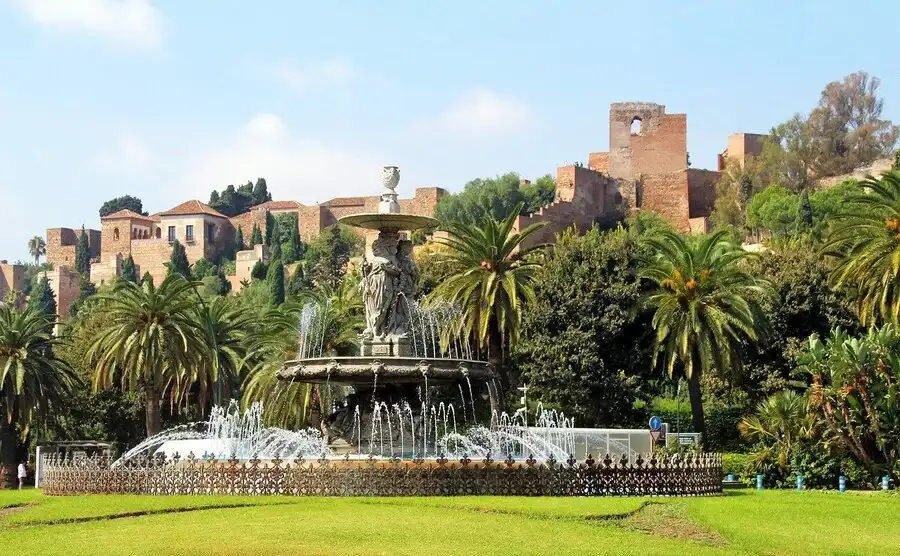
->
[797,189,813,230]
[267,259,285,305]
[120,254,138,283]
[251,260,268,281]
[265,212,276,246]
[75,225,91,274]
[30,274,57,317]
[141,271,154,287]
[234,225,245,253]
[167,240,192,279]
[250,224,263,246]
[287,264,308,297]
[69,275,97,317]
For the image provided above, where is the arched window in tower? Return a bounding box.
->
[113,228,119,241]
[630,117,642,136]
[155,228,161,239]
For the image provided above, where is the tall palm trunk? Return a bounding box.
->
[687,371,707,448]
[0,421,17,489]
[145,387,162,437]
[488,319,506,416]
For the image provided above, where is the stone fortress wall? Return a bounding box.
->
[36,100,772,315]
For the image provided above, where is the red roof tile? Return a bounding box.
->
[256,200,303,211]
[100,209,155,222]
[158,200,228,219]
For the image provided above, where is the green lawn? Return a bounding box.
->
[0,489,897,555]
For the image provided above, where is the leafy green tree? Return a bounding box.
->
[233,226,245,254]
[639,229,774,443]
[305,226,362,288]
[435,172,556,226]
[166,240,191,279]
[75,226,91,275]
[0,305,77,487]
[746,185,799,236]
[191,258,218,280]
[29,274,57,317]
[517,226,652,426]
[430,205,546,391]
[250,223,263,246]
[87,275,210,436]
[208,181,267,217]
[120,255,138,283]
[99,195,144,218]
[267,260,285,306]
[825,170,900,325]
[798,325,900,480]
[762,72,899,189]
[743,239,859,399]
[27,236,46,265]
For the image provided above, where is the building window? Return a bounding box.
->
[155,228,161,239]
[167,226,176,243]
[113,228,120,241]
[207,223,215,242]
[186,225,194,243]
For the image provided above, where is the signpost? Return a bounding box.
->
[648,415,663,447]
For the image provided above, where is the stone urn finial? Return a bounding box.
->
[379,166,401,214]
[381,165,400,191]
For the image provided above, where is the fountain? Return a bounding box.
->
[40,166,722,497]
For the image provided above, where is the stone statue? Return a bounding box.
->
[390,239,417,335]
[360,233,400,340]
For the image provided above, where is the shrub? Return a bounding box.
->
[722,453,750,479]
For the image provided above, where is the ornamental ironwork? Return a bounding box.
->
[41,452,723,497]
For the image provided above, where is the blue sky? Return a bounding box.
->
[1,0,898,262]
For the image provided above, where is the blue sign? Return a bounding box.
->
[649,415,662,431]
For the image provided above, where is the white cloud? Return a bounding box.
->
[90,132,157,173]
[11,0,164,48]
[272,59,357,93]
[413,88,532,136]
[177,113,384,204]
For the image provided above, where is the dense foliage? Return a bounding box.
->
[517,226,652,426]
[208,178,272,217]
[99,195,145,218]
[435,172,556,227]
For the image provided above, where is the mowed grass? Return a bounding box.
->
[0,489,897,555]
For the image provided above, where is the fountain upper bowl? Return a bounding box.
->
[278,356,495,385]
[338,213,439,232]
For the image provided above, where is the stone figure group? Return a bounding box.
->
[360,232,417,341]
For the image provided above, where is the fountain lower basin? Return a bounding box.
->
[277,357,496,385]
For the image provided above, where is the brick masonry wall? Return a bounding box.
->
[46,227,100,268]
[101,220,135,263]
[588,152,610,173]
[687,169,720,218]
[641,171,691,231]
[45,267,81,318]
[0,263,26,300]
[130,240,174,285]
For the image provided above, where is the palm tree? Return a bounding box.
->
[739,390,816,473]
[429,205,546,388]
[639,229,774,442]
[27,236,46,266]
[87,275,209,437]
[0,305,77,487]
[825,170,900,326]
[194,296,255,407]
[242,275,364,428]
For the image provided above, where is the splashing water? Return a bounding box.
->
[113,401,331,467]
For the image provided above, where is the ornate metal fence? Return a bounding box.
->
[42,453,722,497]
